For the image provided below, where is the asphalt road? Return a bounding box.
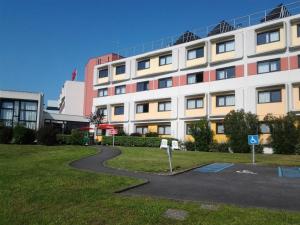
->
[70,146,300,211]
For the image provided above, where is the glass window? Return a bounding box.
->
[298,24,300,37]
[216,40,235,54]
[137,59,150,70]
[114,106,124,115]
[187,47,204,60]
[186,124,192,135]
[257,30,280,45]
[98,108,107,116]
[216,95,235,107]
[98,88,108,97]
[257,59,280,74]
[216,123,224,134]
[158,125,171,135]
[115,85,126,95]
[158,102,171,112]
[187,72,203,84]
[258,90,281,103]
[98,68,108,78]
[260,123,270,134]
[216,67,235,80]
[136,126,148,134]
[159,55,172,66]
[115,64,125,75]
[136,81,149,92]
[136,103,149,113]
[187,98,203,109]
[158,77,172,89]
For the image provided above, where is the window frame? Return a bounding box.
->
[158,125,171,135]
[136,126,148,135]
[216,122,225,134]
[216,94,235,107]
[137,59,150,70]
[187,47,204,60]
[297,24,300,38]
[136,103,149,113]
[216,40,235,54]
[256,29,280,45]
[159,54,172,66]
[115,85,126,95]
[115,64,126,75]
[158,77,173,89]
[257,89,282,104]
[187,72,203,84]
[216,66,235,80]
[98,68,108,78]
[114,105,124,115]
[98,88,108,97]
[257,59,280,74]
[186,98,203,109]
[136,81,149,92]
[158,101,171,112]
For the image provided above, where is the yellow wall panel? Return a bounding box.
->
[293,86,300,111]
[135,101,171,121]
[256,27,285,53]
[136,56,173,77]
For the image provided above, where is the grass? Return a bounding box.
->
[0,144,300,225]
[107,147,300,173]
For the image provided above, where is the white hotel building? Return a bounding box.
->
[90,4,300,143]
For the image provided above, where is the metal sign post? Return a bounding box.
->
[248,135,259,165]
[167,146,173,173]
[108,129,118,147]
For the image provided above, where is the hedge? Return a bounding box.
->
[102,136,176,147]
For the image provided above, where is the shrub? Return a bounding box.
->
[184,141,196,151]
[189,119,213,151]
[130,132,142,137]
[295,143,300,155]
[13,125,36,144]
[116,129,127,136]
[37,126,57,145]
[224,110,259,153]
[70,129,85,145]
[264,112,299,154]
[209,142,229,152]
[0,125,13,144]
[57,134,72,145]
[145,132,159,137]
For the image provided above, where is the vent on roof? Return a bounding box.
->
[173,31,200,45]
[260,3,291,22]
[207,20,235,37]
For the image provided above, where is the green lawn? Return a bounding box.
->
[107,147,300,173]
[1,144,300,225]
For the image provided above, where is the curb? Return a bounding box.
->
[115,180,150,193]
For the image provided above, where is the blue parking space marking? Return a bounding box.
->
[194,163,234,173]
[278,167,300,178]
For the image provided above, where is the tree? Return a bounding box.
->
[264,112,299,154]
[224,110,259,153]
[189,119,213,151]
[89,108,105,127]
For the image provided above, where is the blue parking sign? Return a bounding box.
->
[248,135,259,145]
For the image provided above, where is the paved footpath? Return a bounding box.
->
[70,146,300,211]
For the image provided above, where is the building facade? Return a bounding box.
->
[90,10,300,143]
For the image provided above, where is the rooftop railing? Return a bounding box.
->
[113,1,300,58]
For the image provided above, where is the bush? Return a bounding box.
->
[145,132,159,137]
[57,134,72,145]
[189,119,213,151]
[116,129,127,136]
[70,129,85,145]
[130,132,142,137]
[184,141,196,151]
[224,110,259,153]
[37,126,58,145]
[13,125,36,144]
[295,143,300,155]
[264,112,299,154]
[0,125,13,144]
[209,142,229,152]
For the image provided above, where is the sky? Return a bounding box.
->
[0,0,291,103]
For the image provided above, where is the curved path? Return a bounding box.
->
[70,146,300,211]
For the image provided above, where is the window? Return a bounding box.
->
[257,59,280,74]
[115,64,125,75]
[158,101,171,112]
[98,68,108,78]
[137,59,150,70]
[187,47,204,60]
[98,107,107,117]
[158,125,171,135]
[115,85,126,95]
[158,77,172,89]
[187,98,203,109]
[114,106,124,115]
[98,88,108,97]
[137,81,149,92]
[216,40,235,54]
[136,103,149,113]
[186,124,192,135]
[257,29,280,45]
[260,123,270,134]
[159,55,172,66]
[136,126,148,134]
[258,90,281,103]
[297,24,300,37]
[216,95,235,107]
[216,67,235,80]
[216,123,224,134]
[187,72,203,84]
[298,55,300,68]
